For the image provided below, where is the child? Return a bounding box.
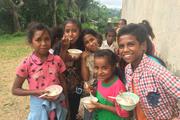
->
[101,28,118,52]
[116,19,127,34]
[12,22,67,120]
[78,29,100,119]
[89,49,129,120]
[117,23,180,119]
[81,28,100,84]
[140,20,156,55]
[54,19,84,120]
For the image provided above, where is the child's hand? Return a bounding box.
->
[88,101,101,110]
[42,93,60,101]
[84,82,93,94]
[81,50,90,60]
[35,89,49,96]
[71,54,81,61]
[61,35,71,50]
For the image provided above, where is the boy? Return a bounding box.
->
[117,23,179,120]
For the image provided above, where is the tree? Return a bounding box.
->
[52,0,58,26]
[0,0,24,32]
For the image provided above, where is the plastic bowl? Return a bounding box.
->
[45,85,63,97]
[116,92,139,111]
[68,49,82,58]
[81,96,98,110]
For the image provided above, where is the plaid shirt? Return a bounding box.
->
[125,54,180,119]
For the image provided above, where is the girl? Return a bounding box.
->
[117,23,179,119]
[141,20,156,55]
[12,22,67,120]
[116,19,127,34]
[101,28,118,52]
[90,49,129,120]
[81,28,100,85]
[78,29,100,120]
[54,19,84,120]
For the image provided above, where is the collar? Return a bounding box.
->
[134,54,149,73]
[126,54,149,74]
[125,54,149,92]
[30,52,54,65]
[103,40,114,47]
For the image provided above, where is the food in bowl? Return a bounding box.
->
[68,49,82,58]
[116,92,139,111]
[81,96,98,112]
[45,85,63,97]
[118,96,135,105]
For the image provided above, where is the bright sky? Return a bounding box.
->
[95,0,122,9]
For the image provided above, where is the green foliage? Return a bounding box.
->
[12,32,26,37]
[0,0,121,34]
[0,8,13,34]
[82,22,98,31]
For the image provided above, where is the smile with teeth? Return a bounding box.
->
[123,54,132,58]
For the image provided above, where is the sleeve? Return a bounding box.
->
[115,80,129,118]
[157,67,180,99]
[156,67,180,118]
[57,56,66,74]
[16,58,28,78]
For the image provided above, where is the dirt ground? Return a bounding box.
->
[0,56,30,120]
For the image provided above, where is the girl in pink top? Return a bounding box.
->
[12,22,67,120]
[89,49,129,120]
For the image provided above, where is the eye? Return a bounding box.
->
[65,29,70,33]
[128,42,135,47]
[72,29,78,33]
[35,38,41,42]
[102,66,108,71]
[94,66,98,70]
[45,37,50,42]
[118,44,124,49]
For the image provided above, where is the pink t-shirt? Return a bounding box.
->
[97,76,129,118]
[16,53,66,90]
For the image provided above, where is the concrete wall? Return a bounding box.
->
[121,0,180,76]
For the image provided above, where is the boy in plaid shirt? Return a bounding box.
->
[117,23,179,120]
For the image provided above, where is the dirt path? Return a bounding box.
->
[0,57,30,120]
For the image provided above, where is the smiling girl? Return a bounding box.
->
[90,49,129,120]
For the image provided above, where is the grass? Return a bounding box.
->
[0,34,31,60]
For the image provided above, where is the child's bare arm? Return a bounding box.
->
[12,75,46,96]
[81,51,90,82]
[59,74,68,103]
[91,102,117,114]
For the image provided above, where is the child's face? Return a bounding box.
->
[64,23,80,44]
[106,32,116,45]
[31,30,51,57]
[94,57,114,83]
[83,34,99,52]
[118,20,126,29]
[118,34,145,67]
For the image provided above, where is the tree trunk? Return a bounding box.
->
[9,0,24,32]
[11,9,21,32]
[52,0,57,26]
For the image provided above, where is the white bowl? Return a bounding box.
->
[68,49,82,58]
[116,92,139,111]
[45,85,63,97]
[81,96,98,110]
